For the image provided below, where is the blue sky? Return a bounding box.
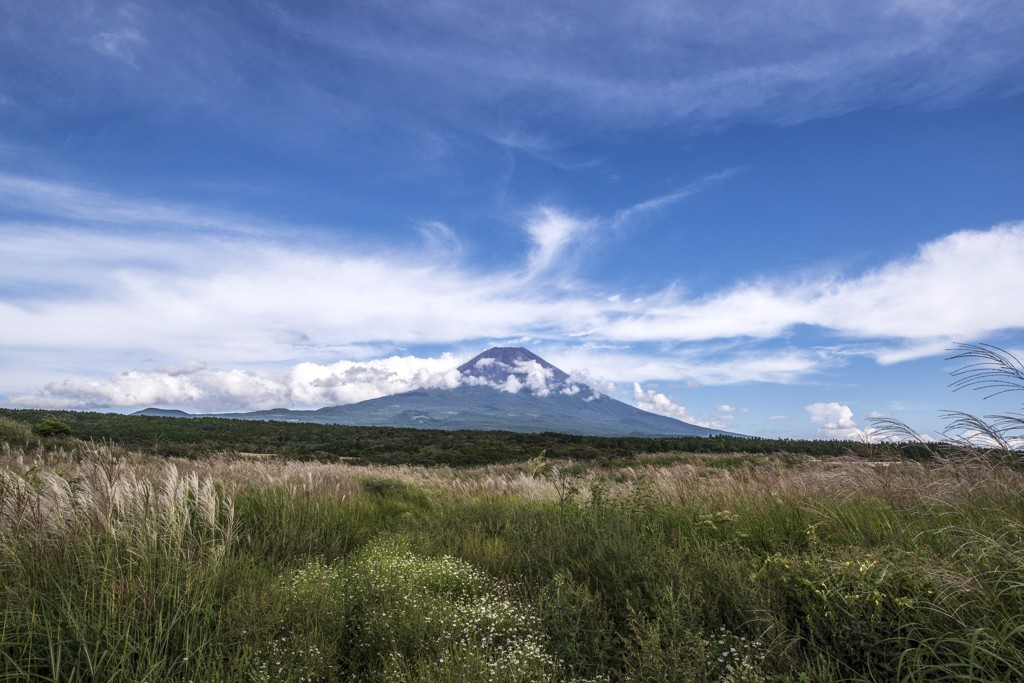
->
[2,0,1024,439]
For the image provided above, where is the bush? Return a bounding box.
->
[31,419,72,437]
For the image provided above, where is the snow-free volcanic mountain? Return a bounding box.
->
[135,347,732,437]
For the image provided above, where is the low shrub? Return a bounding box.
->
[31,419,72,438]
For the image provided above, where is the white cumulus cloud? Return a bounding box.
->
[633,383,724,429]
[12,368,287,413]
[806,402,867,440]
[287,354,462,406]
[12,355,466,413]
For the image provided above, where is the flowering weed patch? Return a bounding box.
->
[268,536,562,682]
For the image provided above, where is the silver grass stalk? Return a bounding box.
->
[1,444,234,564]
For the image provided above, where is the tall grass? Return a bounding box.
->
[0,444,234,681]
[2,439,1023,681]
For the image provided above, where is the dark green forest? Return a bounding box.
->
[0,408,937,465]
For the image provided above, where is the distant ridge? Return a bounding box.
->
[135,347,740,438]
[132,407,193,418]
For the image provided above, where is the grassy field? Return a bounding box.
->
[2,419,1023,681]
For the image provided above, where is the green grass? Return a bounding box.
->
[2,440,1023,681]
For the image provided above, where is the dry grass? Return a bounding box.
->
[1,440,233,553]
[5,443,1021,513]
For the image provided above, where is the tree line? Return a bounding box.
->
[0,408,945,465]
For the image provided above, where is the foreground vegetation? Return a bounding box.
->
[2,416,1023,682]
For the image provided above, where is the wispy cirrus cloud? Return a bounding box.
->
[262,0,1024,127]
[610,169,744,230]
[89,27,146,67]
[0,173,268,235]
[416,221,463,258]
[524,207,593,274]
[4,1,1022,144]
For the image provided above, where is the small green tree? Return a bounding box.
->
[32,419,72,438]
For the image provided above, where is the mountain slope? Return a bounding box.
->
[187,347,734,437]
[208,386,725,437]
